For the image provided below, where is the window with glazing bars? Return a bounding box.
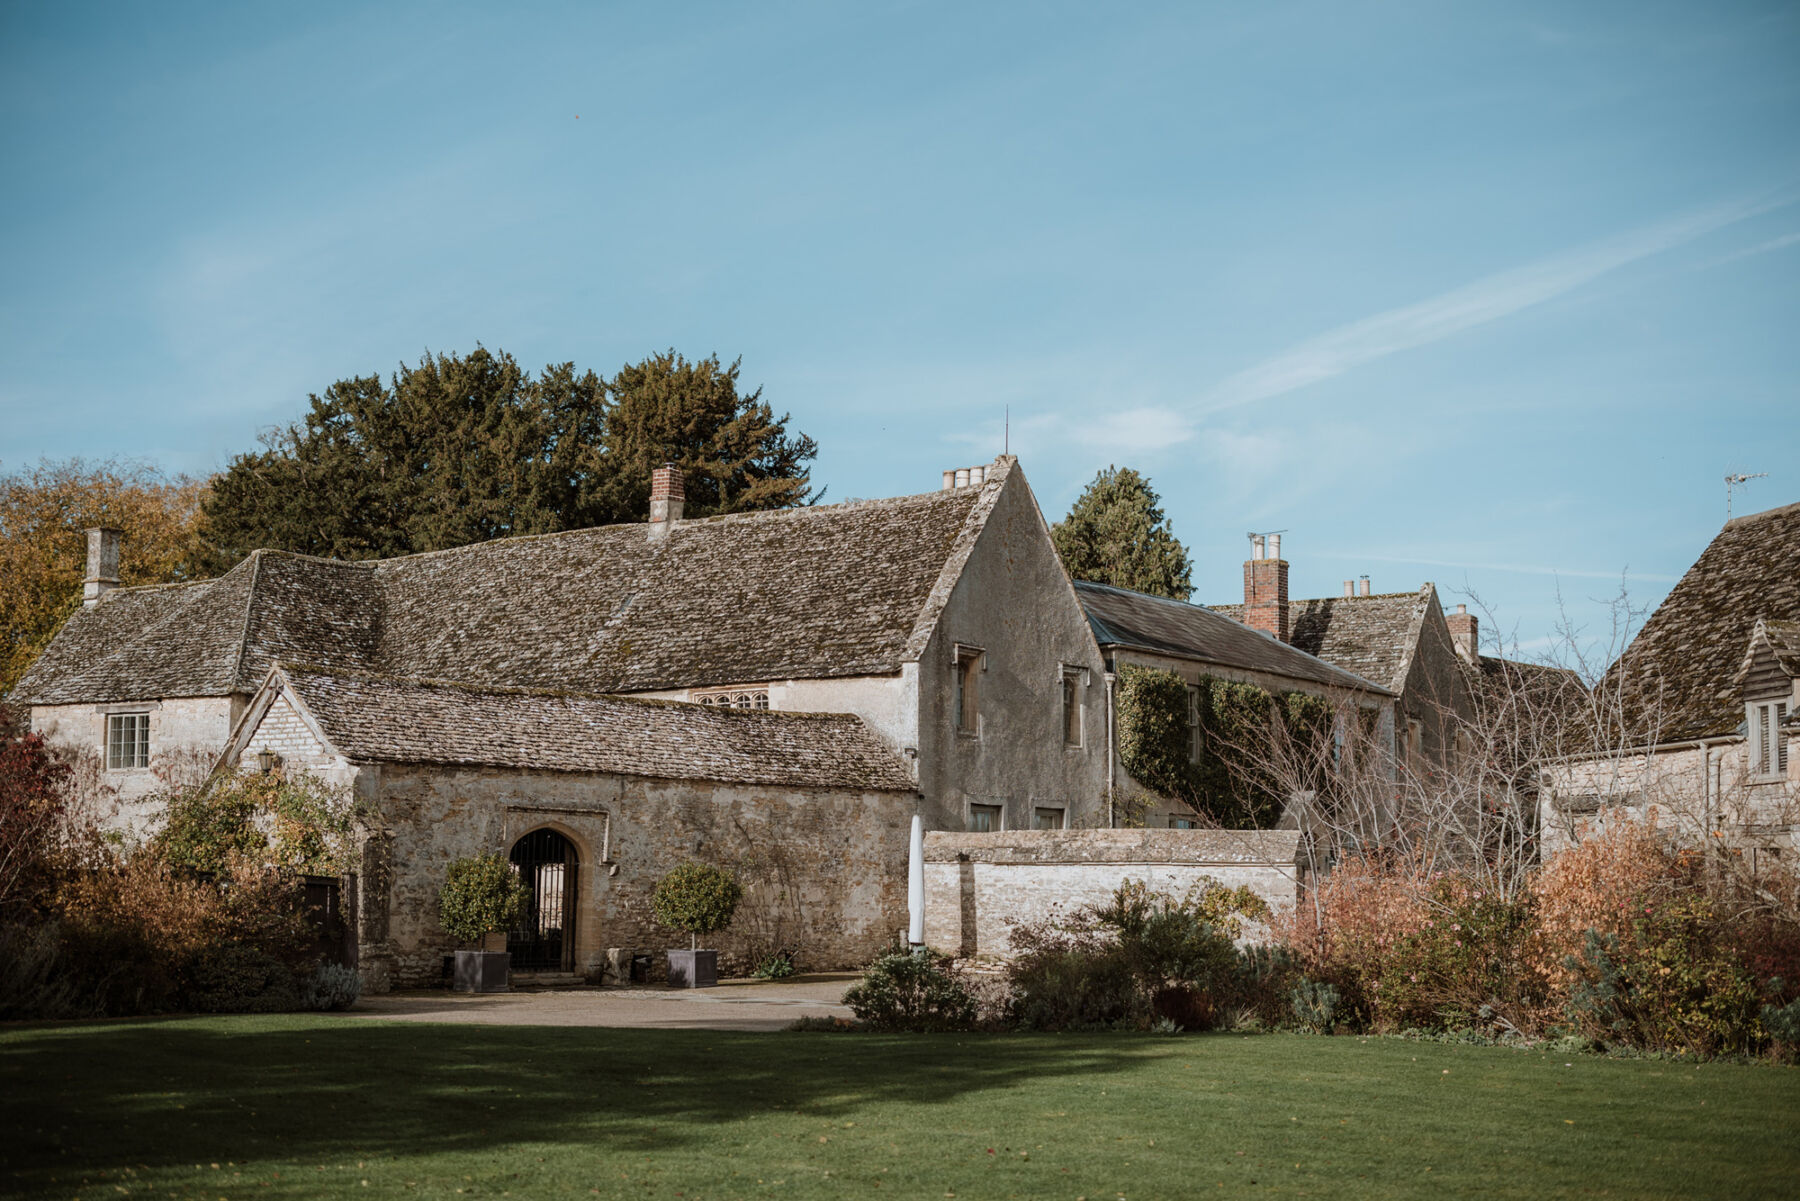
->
[1752,700,1789,776]
[106,712,149,770]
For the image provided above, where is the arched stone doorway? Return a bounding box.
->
[508,828,578,972]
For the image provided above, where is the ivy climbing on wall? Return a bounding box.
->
[1115,663,1341,829]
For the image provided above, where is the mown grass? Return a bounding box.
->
[2,1015,1795,1200]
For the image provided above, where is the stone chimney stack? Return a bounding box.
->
[84,527,122,607]
[648,464,685,540]
[1446,603,1479,662]
[1242,534,1290,642]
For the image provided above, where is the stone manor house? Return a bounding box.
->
[20,458,1128,985]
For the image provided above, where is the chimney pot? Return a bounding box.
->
[1242,540,1290,642]
[648,464,685,539]
[1268,533,1282,561]
[942,470,955,491]
[1358,578,1371,597]
[955,468,970,487]
[970,465,985,486]
[83,527,122,607]
[1343,580,1354,598]
[1446,602,1479,662]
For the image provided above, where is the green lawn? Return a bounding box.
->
[2,1016,1795,1200]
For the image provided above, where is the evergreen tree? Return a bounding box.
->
[202,347,816,563]
[1051,466,1192,600]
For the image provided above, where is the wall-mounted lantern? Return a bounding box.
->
[256,748,279,775]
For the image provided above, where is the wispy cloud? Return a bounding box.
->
[1327,550,1678,584]
[1701,230,1800,270]
[1199,192,1789,414]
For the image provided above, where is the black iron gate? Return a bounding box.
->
[507,828,577,971]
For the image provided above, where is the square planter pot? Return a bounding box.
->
[454,949,511,993]
[666,949,718,989]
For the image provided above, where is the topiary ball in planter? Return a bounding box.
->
[439,854,528,993]
[652,862,742,988]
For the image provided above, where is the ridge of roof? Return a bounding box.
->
[1723,498,1800,528]
[258,661,918,791]
[1076,580,1394,696]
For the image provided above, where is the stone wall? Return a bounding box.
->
[913,469,1112,832]
[922,828,1302,958]
[354,762,914,990]
[30,695,243,843]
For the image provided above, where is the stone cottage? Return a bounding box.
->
[1211,538,1477,778]
[1540,500,1800,866]
[1074,575,1395,829]
[15,456,1113,981]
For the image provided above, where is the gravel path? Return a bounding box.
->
[348,973,857,1031]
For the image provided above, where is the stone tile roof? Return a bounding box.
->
[1075,581,1391,696]
[263,664,918,792]
[1211,587,1433,693]
[13,464,1008,704]
[1603,500,1800,744]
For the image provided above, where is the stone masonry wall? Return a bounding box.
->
[922,828,1302,958]
[356,762,914,990]
[31,695,242,844]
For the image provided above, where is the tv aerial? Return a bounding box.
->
[1725,471,1766,521]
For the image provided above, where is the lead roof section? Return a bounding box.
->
[1603,500,1800,743]
[1075,581,1391,696]
[1211,587,1432,694]
[265,665,918,791]
[13,467,1001,704]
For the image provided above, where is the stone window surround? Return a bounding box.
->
[1060,664,1090,749]
[953,643,985,738]
[968,801,1002,832]
[1033,805,1066,830]
[96,702,158,772]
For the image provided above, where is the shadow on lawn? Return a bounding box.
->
[1,1017,1155,1179]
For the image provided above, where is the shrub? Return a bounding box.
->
[439,854,528,947]
[1289,979,1339,1032]
[0,920,80,1020]
[652,862,743,949]
[303,963,363,1011]
[0,701,75,915]
[843,949,979,1032]
[1230,943,1302,1027]
[1564,895,1763,1057]
[1379,877,1546,1035]
[155,771,354,877]
[751,951,797,980]
[1010,945,1142,1030]
[186,942,302,1014]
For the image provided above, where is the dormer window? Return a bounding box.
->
[1750,700,1789,779]
[106,712,149,770]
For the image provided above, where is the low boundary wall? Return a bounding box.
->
[922,828,1302,958]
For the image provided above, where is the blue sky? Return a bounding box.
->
[3,1,1796,663]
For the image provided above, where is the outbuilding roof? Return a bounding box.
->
[1075,581,1391,696]
[1602,500,1800,744]
[1211,586,1433,694]
[14,462,1012,704]
[239,664,918,792]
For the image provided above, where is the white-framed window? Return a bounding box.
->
[1033,806,1065,830]
[695,688,769,710]
[106,712,149,770]
[1061,667,1085,747]
[1749,700,1790,778]
[969,803,1002,832]
[954,645,984,735]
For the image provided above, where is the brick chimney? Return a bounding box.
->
[83,527,121,607]
[1446,603,1478,662]
[648,464,684,540]
[1242,533,1289,642]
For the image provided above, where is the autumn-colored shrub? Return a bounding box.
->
[1379,877,1546,1035]
[0,701,75,916]
[1277,856,1430,1028]
[1530,820,1673,989]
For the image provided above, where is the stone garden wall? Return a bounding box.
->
[922,828,1302,958]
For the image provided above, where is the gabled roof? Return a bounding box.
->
[1212,586,1434,694]
[230,664,917,792]
[1075,581,1391,696]
[14,461,1015,705]
[1601,499,1800,744]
